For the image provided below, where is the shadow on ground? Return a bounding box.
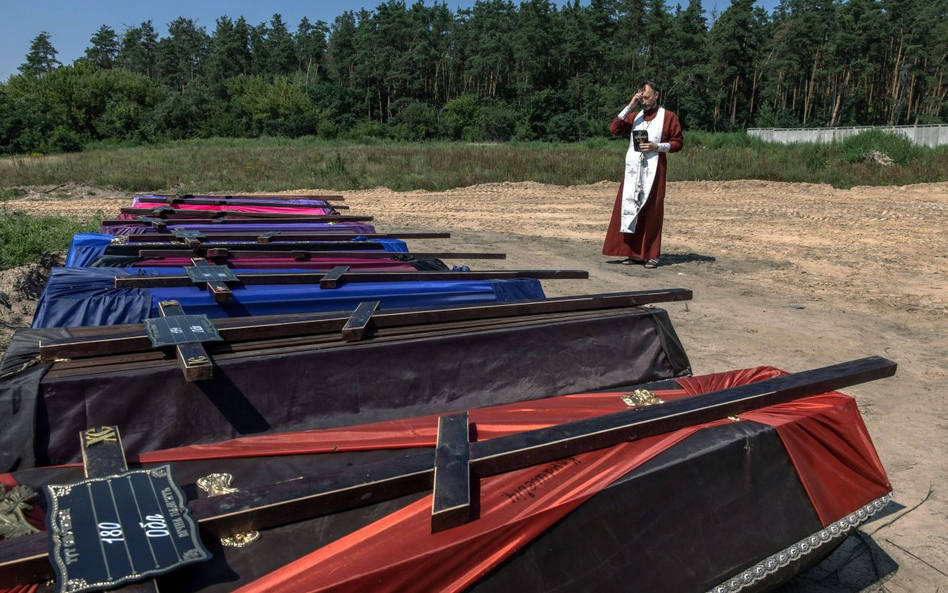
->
[779,532,898,592]
[603,253,716,267]
[661,252,717,265]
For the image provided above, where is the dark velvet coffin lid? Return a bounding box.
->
[0,306,690,471]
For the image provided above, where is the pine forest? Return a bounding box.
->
[2,0,947,154]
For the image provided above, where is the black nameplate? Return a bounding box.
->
[171,229,206,241]
[185,265,239,284]
[144,315,224,349]
[45,466,210,593]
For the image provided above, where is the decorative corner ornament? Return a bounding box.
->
[620,389,664,407]
[83,426,117,447]
[0,484,41,538]
[219,532,261,548]
[196,473,239,496]
[197,473,261,548]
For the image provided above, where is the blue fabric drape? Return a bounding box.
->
[350,237,408,253]
[32,267,153,328]
[32,267,545,328]
[65,234,114,267]
[64,233,408,268]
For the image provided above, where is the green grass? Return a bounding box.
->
[674,131,948,188]
[1,132,946,192]
[0,188,28,202]
[0,209,102,270]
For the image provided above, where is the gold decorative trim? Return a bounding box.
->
[0,484,41,538]
[196,473,238,496]
[620,389,664,407]
[83,426,117,447]
[221,531,261,548]
[197,473,260,547]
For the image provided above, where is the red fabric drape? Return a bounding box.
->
[235,426,715,593]
[135,389,690,463]
[0,586,38,593]
[233,367,890,593]
[742,395,891,524]
[0,473,18,489]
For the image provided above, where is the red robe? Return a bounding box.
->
[602,107,684,260]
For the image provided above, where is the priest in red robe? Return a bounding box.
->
[602,81,684,268]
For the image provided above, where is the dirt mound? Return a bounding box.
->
[2,184,128,219]
[0,254,61,353]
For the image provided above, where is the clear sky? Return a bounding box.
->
[0,0,782,80]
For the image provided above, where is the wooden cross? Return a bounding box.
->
[255,230,280,244]
[341,301,381,341]
[136,249,508,261]
[169,229,206,248]
[39,290,694,361]
[149,300,216,382]
[185,258,237,302]
[113,269,591,290]
[122,232,451,243]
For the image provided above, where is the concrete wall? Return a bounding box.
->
[747,125,948,147]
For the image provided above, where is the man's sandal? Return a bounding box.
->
[644,259,659,269]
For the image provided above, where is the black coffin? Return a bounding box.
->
[0,306,690,470]
[4,376,889,593]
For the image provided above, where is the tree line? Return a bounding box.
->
[2,0,946,154]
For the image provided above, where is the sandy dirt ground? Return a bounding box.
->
[2,179,947,591]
